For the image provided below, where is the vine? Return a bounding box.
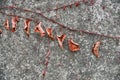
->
[0,5,119,39]
[0,0,119,79]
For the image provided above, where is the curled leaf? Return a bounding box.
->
[57,34,66,49]
[0,29,2,34]
[42,69,46,77]
[68,39,80,52]
[44,58,49,68]
[11,16,19,32]
[83,0,88,3]
[74,1,80,7]
[45,49,50,58]
[24,19,30,37]
[46,28,54,40]
[4,18,10,30]
[92,41,101,58]
[63,5,66,10]
[34,22,45,37]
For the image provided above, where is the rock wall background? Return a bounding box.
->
[0,0,120,80]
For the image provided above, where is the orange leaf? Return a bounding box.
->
[4,18,10,30]
[68,39,80,52]
[92,41,101,58]
[11,16,19,32]
[24,19,30,37]
[57,34,66,49]
[46,28,54,40]
[45,49,50,58]
[0,29,2,34]
[34,22,45,37]
[42,69,46,77]
[44,58,49,68]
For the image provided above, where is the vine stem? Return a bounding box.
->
[44,0,81,12]
[0,0,83,13]
[0,6,120,39]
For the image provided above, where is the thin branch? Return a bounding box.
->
[0,10,38,23]
[0,0,82,13]
[0,6,119,39]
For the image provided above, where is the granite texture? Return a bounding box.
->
[0,0,120,80]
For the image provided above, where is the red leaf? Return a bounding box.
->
[4,18,10,30]
[91,0,95,5]
[46,28,54,40]
[44,58,49,68]
[24,19,30,37]
[45,49,50,58]
[42,69,46,77]
[83,0,88,3]
[68,39,80,52]
[63,5,66,10]
[57,34,66,49]
[34,22,45,37]
[92,41,101,58]
[11,16,19,32]
[74,1,80,7]
[0,29,2,34]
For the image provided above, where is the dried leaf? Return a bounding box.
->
[46,28,54,40]
[24,19,30,37]
[34,22,45,37]
[57,34,66,49]
[4,18,10,30]
[42,69,46,77]
[45,49,50,58]
[68,39,80,52]
[92,41,101,58]
[44,58,49,68]
[0,29,2,34]
[74,1,80,7]
[11,16,19,32]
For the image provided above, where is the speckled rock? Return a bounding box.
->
[0,0,120,80]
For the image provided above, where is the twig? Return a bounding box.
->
[0,6,119,39]
[0,0,82,13]
[0,10,38,23]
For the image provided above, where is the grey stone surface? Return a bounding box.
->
[0,0,120,80]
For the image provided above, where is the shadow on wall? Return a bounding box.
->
[114,69,120,80]
[0,69,5,80]
[0,0,6,6]
[111,0,120,3]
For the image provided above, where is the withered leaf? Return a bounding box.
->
[57,34,66,49]
[4,18,10,30]
[11,16,19,32]
[42,69,46,77]
[45,49,50,58]
[46,28,54,40]
[24,19,30,37]
[0,29,2,34]
[68,39,80,52]
[92,41,101,58]
[34,22,45,37]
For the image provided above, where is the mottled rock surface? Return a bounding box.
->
[0,0,120,80]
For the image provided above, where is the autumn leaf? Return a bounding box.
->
[11,16,19,32]
[34,22,45,37]
[46,28,54,40]
[68,39,80,52]
[24,19,30,37]
[4,18,10,30]
[57,34,66,49]
[0,29,2,34]
[92,41,101,58]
